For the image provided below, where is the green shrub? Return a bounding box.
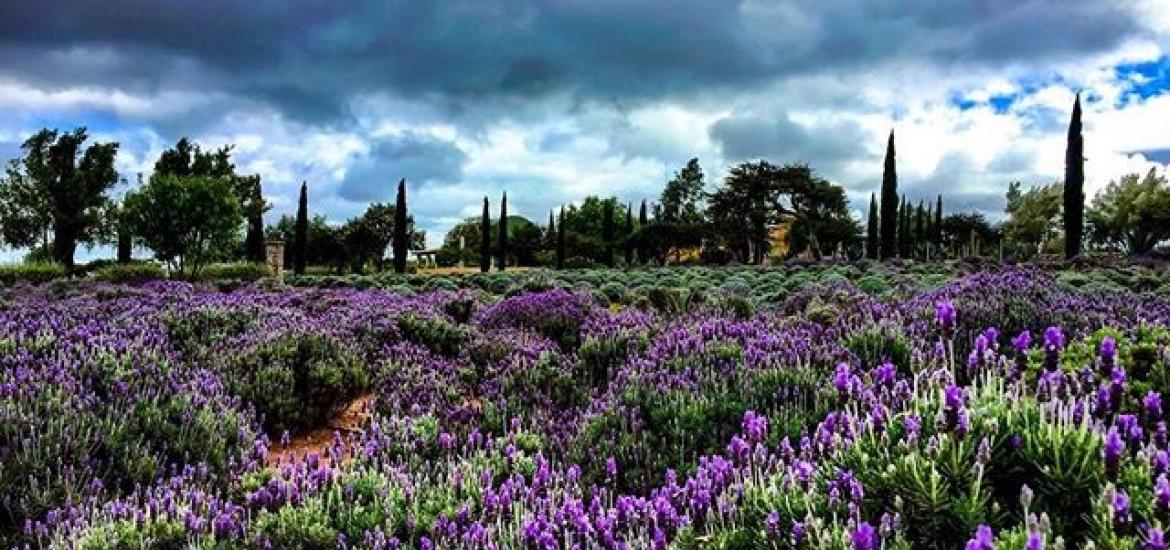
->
[165,307,259,356]
[227,332,369,433]
[0,262,66,286]
[397,313,469,357]
[252,500,338,549]
[855,274,890,295]
[598,281,627,304]
[92,262,167,284]
[441,297,475,324]
[201,261,272,282]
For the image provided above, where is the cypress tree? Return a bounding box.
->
[243,178,266,263]
[934,195,943,246]
[865,193,879,259]
[624,203,635,266]
[602,199,615,267]
[915,200,926,259]
[897,195,908,258]
[1064,93,1084,259]
[294,182,308,275]
[879,130,898,260]
[547,210,556,249]
[393,178,408,274]
[638,200,648,264]
[480,197,490,273]
[556,207,566,270]
[497,192,507,271]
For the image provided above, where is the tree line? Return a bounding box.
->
[0,135,422,277]
[0,94,1165,276]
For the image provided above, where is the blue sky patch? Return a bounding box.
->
[1114,55,1170,106]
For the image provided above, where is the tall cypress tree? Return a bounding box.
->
[393,178,408,274]
[243,177,267,263]
[1064,93,1084,259]
[879,130,898,260]
[497,192,507,271]
[556,207,566,270]
[638,200,648,265]
[915,200,926,259]
[934,195,943,246]
[897,195,908,258]
[602,199,615,267]
[480,197,491,273]
[624,203,635,266]
[547,210,556,250]
[294,182,308,275]
[865,193,879,260]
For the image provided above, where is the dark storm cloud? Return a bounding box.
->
[709,112,869,170]
[0,0,1148,124]
[336,132,467,202]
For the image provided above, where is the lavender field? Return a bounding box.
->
[1,264,1169,549]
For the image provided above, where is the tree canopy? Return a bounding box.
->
[0,128,119,270]
[1087,168,1170,255]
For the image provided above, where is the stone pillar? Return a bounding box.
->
[265,239,285,281]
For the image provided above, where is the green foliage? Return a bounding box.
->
[1004,181,1063,258]
[0,262,66,285]
[92,261,166,284]
[251,500,338,549]
[0,128,119,270]
[1087,168,1170,254]
[200,261,271,282]
[123,174,243,278]
[226,332,369,433]
[397,313,469,357]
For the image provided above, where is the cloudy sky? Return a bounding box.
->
[1,0,1168,257]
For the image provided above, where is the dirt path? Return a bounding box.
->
[267,393,376,469]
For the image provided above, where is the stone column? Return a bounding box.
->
[265,239,285,281]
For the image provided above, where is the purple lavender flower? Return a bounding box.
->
[1105,427,1125,477]
[936,301,956,330]
[965,524,994,550]
[1156,474,1170,515]
[1013,331,1032,352]
[1149,528,1166,550]
[1147,392,1164,421]
[1114,490,1131,528]
[1026,533,1044,550]
[1043,326,1065,350]
[1100,336,1117,363]
[765,511,780,538]
[852,521,877,550]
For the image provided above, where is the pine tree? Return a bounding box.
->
[294,182,308,275]
[393,178,408,274]
[879,130,898,260]
[624,203,635,266]
[638,200,648,264]
[497,192,507,271]
[602,199,615,267]
[556,207,566,270]
[480,197,490,273]
[1064,93,1084,259]
[865,193,879,259]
